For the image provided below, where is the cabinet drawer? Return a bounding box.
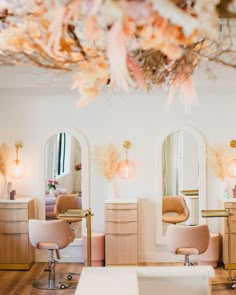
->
[0,208,28,221]
[0,203,28,209]
[225,203,236,209]
[105,221,137,234]
[105,234,137,265]
[105,209,137,222]
[224,219,236,233]
[229,209,236,221]
[223,233,236,264]
[0,221,29,233]
[105,203,137,210]
[0,234,30,263]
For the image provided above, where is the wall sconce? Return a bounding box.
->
[117,140,136,179]
[10,141,24,179]
[227,140,236,178]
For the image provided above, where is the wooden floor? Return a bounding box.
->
[0,263,83,295]
[0,262,236,295]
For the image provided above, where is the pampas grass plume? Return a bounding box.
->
[95,144,120,181]
[207,144,231,180]
[0,143,9,183]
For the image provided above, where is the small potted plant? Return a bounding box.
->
[47,179,59,194]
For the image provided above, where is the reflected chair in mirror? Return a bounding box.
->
[165,224,210,266]
[28,219,77,290]
[54,194,82,236]
[162,196,190,224]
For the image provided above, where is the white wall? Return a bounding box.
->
[0,64,235,262]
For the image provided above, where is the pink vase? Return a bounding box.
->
[233,186,236,198]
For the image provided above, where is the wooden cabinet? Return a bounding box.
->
[105,201,138,265]
[220,200,236,269]
[0,199,35,270]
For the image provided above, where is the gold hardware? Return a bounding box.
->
[123,140,131,150]
[15,141,23,150]
[230,140,236,148]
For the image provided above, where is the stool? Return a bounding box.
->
[82,232,105,266]
[198,232,220,268]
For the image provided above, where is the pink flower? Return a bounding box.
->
[74,163,82,171]
[47,179,59,190]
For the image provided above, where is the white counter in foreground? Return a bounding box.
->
[75,266,214,295]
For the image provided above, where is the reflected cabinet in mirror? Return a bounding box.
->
[156,126,206,244]
[44,132,82,237]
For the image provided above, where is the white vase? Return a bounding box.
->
[2,183,9,200]
[107,181,115,200]
[49,188,55,195]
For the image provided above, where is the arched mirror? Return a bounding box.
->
[156,126,206,244]
[44,131,88,238]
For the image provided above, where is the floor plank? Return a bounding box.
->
[0,262,236,294]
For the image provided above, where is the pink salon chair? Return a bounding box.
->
[162,196,190,224]
[165,224,210,266]
[29,219,76,290]
[54,194,82,223]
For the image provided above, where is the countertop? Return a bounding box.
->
[0,198,34,203]
[75,266,214,295]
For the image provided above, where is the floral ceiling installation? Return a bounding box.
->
[0,0,236,111]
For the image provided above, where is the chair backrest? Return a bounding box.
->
[165,224,210,255]
[28,219,75,249]
[162,196,190,223]
[162,196,188,214]
[54,195,82,216]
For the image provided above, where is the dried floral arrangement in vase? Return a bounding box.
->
[0,143,9,199]
[207,144,232,180]
[95,144,120,199]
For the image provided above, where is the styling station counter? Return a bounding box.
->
[75,266,214,295]
[105,198,138,265]
[0,198,35,270]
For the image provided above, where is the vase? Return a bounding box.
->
[2,182,9,200]
[49,188,55,195]
[107,181,115,200]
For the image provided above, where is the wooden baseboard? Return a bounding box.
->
[0,261,34,270]
[224,263,236,270]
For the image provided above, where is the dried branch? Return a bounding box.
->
[0,143,9,183]
[207,144,232,180]
[67,24,88,61]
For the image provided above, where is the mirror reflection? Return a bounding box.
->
[162,131,199,232]
[44,132,82,237]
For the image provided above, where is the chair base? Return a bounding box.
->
[32,278,71,290]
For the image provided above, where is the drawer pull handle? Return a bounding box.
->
[106,221,137,223]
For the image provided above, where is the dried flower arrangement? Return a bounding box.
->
[0,1,236,110]
[207,144,233,180]
[95,144,120,181]
[0,143,9,183]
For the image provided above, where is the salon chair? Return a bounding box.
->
[29,219,77,290]
[165,224,210,266]
[54,194,82,223]
[162,196,190,224]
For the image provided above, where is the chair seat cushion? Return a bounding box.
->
[37,242,59,250]
[176,247,199,255]
[58,216,82,223]
[162,213,188,223]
